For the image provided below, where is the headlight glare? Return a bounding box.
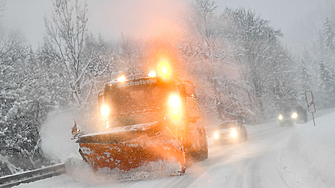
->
[101,105,110,118]
[117,75,126,82]
[279,115,283,120]
[168,94,182,120]
[171,109,181,119]
[291,112,298,119]
[158,61,171,78]
[169,94,181,108]
[230,129,238,138]
[214,132,219,139]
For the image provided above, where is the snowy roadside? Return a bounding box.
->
[277,110,335,188]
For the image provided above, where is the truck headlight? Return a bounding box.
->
[278,115,283,120]
[168,94,181,119]
[169,94,181,108]
[101,105,110,118]
[214,132,219,139]
[291,112,298,119]
[230,129,238,138]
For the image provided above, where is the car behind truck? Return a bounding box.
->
[278,105,308,126]
[212,120,248,145]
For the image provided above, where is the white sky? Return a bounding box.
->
[1,0,334,53]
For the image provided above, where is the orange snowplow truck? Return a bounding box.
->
[75,65,208,173]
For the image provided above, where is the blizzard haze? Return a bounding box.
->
[214,0,335,54]
[88,0,187,41]
[2,0,335,52]
[1,0,335,186]
[1,0,188,48]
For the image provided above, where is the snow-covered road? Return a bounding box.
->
[16,110,335,188]
[187,121,292,188]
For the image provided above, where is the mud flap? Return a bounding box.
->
[170,166,186,176]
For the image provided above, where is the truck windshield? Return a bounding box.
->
[107,83,174,115]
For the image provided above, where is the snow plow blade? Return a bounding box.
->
[76,122,185,171]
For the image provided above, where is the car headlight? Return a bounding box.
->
[101,105,110,118]
[214,132,219,139]
[278,115,283,120]
[291,112,298,119]
[230,129,238,138]
[168,94,181,119]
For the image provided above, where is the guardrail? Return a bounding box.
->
[0,163,66,188]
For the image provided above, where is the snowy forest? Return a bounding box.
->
[1,0,335,176]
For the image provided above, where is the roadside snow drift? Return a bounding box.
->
[278,111,335,188]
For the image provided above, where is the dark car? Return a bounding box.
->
[278,106,308,126]
[213,120,248,145]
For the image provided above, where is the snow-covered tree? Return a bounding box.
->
[179,4,296,123]
[319,18,335,54]
[220,8,295,121]
[181,0,239,123]
[0,31,54,176]
[317,62,335,108]
[301,17,335,109]
[44,0,111,107]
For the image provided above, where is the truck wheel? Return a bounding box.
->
[202,137,208,160]
[199,128,208,161]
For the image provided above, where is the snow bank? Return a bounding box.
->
[278,111,335,188]
[40,110,81,163]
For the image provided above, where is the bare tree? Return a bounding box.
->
[45,0,108,107]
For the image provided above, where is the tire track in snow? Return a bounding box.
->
[161,145,237,188]
[214,123,292,188]
[169,123,281,188]
[245,127,291,188]
[233,157,251,188]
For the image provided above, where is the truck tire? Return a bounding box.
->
[199,128,208,161]
[186,128,208,163]
[202,135,208,160]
